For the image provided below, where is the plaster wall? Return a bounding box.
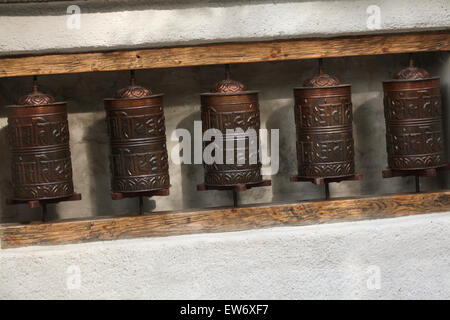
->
[1,212,450,299]
[0,0,449,55]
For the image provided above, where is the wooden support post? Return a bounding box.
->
[41,203,48,223]
[197,180,271,208]
[233,190,238,208]
[325,182,330,200]
[139,196,144,215]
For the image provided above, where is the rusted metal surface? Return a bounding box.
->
[104,71,170,193]
[200,66,263,187]
[293,64,356,179]
[383,61,446,170]
[7,78,75,201]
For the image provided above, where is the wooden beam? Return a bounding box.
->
[0,31,449,78]
[1,191,450,249]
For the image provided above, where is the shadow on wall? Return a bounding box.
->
[438,52,450,189]
[0,125,37,223]
[352,96,413,195]
[85,117,110,216]
[265,103,323,202]
[353,97,383,194]
[439,83,449,189]
[83,108,155,217]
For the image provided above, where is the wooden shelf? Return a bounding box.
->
[0,31,449,78]
[1,190,450,249]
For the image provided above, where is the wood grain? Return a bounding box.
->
[1,191,450,249]
[0,31,449,78]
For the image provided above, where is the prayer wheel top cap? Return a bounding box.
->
[387,57,437,82]
[211,78,248,93]
[303,73,341,87]
[393,66,431,80]
[202,64,258,96]
[115,71,153,99]
[204,78,258,96]
[17,78,56,106]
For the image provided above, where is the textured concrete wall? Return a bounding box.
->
[1,212,450,299]
[0,0,449,55]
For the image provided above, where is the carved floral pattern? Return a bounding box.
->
[205,168,262,186]
[113,174,170,192]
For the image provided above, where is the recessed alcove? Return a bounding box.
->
[0,0,450,300]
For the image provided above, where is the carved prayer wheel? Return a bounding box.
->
[7,77,75,201]
[293,65,355,178]
[104,71,170,193]
[383,60,446,170]
[200,66,263,186]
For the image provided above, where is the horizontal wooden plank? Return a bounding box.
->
[0,31,449,78]
[1,191,450,249]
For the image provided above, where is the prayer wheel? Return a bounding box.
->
[104,71,170,193]
[383,60,446,170]
[200,66,263,186]
[293,66,356,178]
[7,77,75,201]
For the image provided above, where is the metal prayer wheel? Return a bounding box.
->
[200,66,263,186]
[7,77,75,201]
[383,60,446,170]
[104,71,170,193]
[293,64,355,178]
